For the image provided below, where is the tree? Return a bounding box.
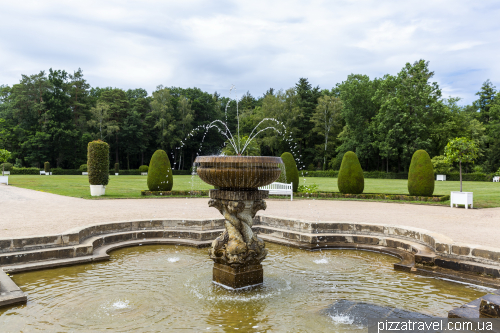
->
[88,101,113,140]
[312,95,342,170]
[336,74,380,169]
[0,149,11,176]
[372,60,444,172]
[150,86,176,151]
[474,79,496,124]
[444,137,479,192]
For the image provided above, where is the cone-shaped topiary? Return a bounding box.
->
[88,140,110,185]
[147,150,173,191]
[408,150,434,196]
[337,151,364,194]
[114,163,119,174]
[277,152,299,192]
[44,161,51,173]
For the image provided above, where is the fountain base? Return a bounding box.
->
[213,263,263,289]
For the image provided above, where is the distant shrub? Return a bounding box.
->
[87,140,109,186]
[337,151,364,194]
[297,184,318,193]
[44,161,51,173]
[147,150,173,191]
[11,167,40,175]
[1,162,13,171]
[473,165,484,173]
[114,163,119,174]
[139,165,149,172]
[408,150,434,197]
[431,155,452,174]
[79,164,88,172]
[277,152,299,192]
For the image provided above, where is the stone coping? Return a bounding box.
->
[1,215,500,267]
[2,215,500,308]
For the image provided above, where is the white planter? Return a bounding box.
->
[45,172,52,175]
[115,173,119,176]
[82,172,88,175]
[450,191,473,209]
[494,176,500,182]
[0,176,8,185]
[141,172,148,176]
[2,171,10,175]
[90,185,104,196]
[436,174,446,181]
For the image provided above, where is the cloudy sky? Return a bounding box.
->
[1,0,499,104]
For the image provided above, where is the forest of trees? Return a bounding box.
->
[1,60,499,173]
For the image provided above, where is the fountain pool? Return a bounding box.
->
[0,243,487,332]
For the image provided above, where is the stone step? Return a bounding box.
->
[0,229,220,267]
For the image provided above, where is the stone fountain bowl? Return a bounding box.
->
[194,156,283,190]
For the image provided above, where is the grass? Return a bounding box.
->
[6,175,500,208]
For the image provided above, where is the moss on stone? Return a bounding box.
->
[337,151,364,194]
[408,150,434,196]
[147,150,173,191]
[277,152,299,192]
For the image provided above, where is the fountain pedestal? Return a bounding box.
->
[208,189,269,289]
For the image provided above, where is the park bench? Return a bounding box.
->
[494,176,500,182]
[259,182,293,201]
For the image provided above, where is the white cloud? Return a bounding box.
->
[0,0,499,103]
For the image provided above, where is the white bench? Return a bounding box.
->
[436,174,446,181]
[259,182,293,200]
[494,176,500,182]
[40,171,45,175]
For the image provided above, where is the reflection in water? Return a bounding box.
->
[0,243,488,332]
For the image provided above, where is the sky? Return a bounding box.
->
[0,0,499,104]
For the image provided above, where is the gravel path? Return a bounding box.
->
[1,184,499,248]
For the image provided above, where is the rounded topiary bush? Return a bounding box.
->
[88,140,110,186]
[139,165,149,172]
[79,164,88,172]
[114,163,119,174]
[147,150,173,191]
[44,161,51,173]
[337,151,364,194]
[408,150,434,197]
[277,152,299,192]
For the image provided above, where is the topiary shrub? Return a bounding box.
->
[79,164,88,172]
[44,161,51,173]
[114,163,119,174]
[408,150,434,196]
[277,152,299,192]
[139,165,149,172]
[147,150,173,191]
[88,140,110,186]
[337,151,364,194]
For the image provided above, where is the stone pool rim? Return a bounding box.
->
[1,215,500,310]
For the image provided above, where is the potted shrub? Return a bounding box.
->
[445,137,479,209]
[79,164,88,175]
[139,165,148,175]
[44,161,51,175]
[408,150,434,197]
[114,163,119,176]
[0,149,11,185]
[88,140,109,196]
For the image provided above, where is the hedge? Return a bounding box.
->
[10,167,40,175]
[303,170,494,181]
[141,190,209,197]
[293,192,450,202]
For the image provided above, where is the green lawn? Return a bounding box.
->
[6,175,500,208]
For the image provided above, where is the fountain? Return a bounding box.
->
[195,155,282,288]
